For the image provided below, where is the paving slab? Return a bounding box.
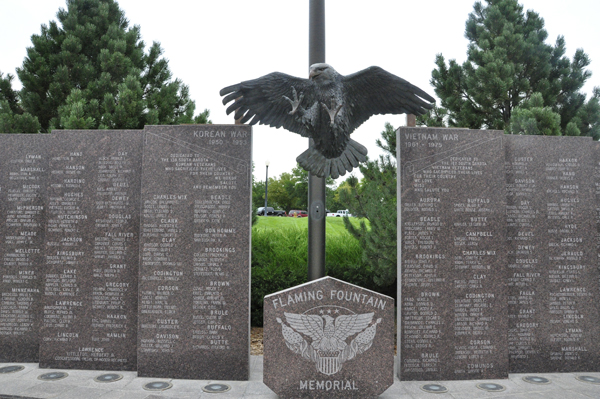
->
[2,357,600,398]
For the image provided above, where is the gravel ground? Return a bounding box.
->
[251,327,263,355]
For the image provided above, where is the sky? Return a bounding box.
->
[1,0,599,183]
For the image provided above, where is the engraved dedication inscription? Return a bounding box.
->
[399,127,508,381]
[137,125,251,380]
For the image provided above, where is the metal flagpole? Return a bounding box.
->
[307,0,326,280]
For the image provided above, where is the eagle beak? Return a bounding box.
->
[309,69,320,79]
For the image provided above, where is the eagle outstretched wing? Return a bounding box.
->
[332,313,374,342]
[220,72,316,137]
[342,66,435,133]
[284,312,324,342]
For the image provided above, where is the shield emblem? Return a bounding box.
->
[316,350,343,375]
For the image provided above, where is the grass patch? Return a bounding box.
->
[253,215,366,236]
[250,216,377,326]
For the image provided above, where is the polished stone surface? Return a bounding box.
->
[505,135,600,373]
[0,134,49,363]
[39,130,143,371]
[137,125,252,380]
[398,127,508,381]
[263,277,394,398]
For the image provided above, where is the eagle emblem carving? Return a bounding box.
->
[276,311,382,375]
[220,64,434,179]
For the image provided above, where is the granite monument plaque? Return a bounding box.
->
[505,135,600,373]
[39,130,143,370]
[0,134,48,362]
[595,141,600,287]
[263,276,394,398]
[137,125,251,380]
[398,127,508,381]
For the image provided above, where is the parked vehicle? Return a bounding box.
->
[327,209,353,217]
[257,207,286,216]
[288,210,308,218]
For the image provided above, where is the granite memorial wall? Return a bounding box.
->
[399,128,600,381]
[4,125,600,380]
[595,141,600,281]
[0,126,253,377]
[398,127,509,381]
[136,125,252,380]
[0,134,48,362]
[505,135,600,373]
[39,130,143,370]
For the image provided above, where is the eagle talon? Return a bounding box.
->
[321,98,342,126]
[283,87,304,115]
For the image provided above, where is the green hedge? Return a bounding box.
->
[250,217,395,326]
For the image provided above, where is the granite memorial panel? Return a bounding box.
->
[263,276,394,399]
[0,134,48,362]
[595,141,600,286]
[137,125,251,380]
[505,135,600,373]
[398,127,508,381]
[39,130,143,370]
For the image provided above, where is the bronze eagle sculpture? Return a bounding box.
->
[220,64,435,179]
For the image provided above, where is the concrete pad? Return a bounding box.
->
[2,356,600,398]
[48,386,110,399]
[96,390,151,399]
[244,381,275,396]
[166,378,210,393]
[0,379,43,396]
[17,381,78,399]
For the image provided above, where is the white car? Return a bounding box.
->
[327,209,353,217]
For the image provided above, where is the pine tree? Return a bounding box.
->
[340,123,397,288]
[17,0,208,132]
[0,72,20,115]
[428,0,599,137]
[507,92,562,136]
[572,88,600,140]
[0,72,41,133]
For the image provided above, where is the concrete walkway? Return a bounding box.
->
[1,356,599,398]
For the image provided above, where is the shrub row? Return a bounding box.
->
[250,219,395,326]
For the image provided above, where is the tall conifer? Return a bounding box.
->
[341,123,397,288]
[17,0,207,132]
[426,0,599,137]
[0,72,41,133]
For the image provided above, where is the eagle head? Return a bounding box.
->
[309,63,336,83]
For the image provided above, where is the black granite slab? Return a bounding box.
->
[263,277,394,399]
[137,125,251,380]
[505,135,600,373]
[0,134,49,362]
[39,130,143,371]
[398,127,508,381]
